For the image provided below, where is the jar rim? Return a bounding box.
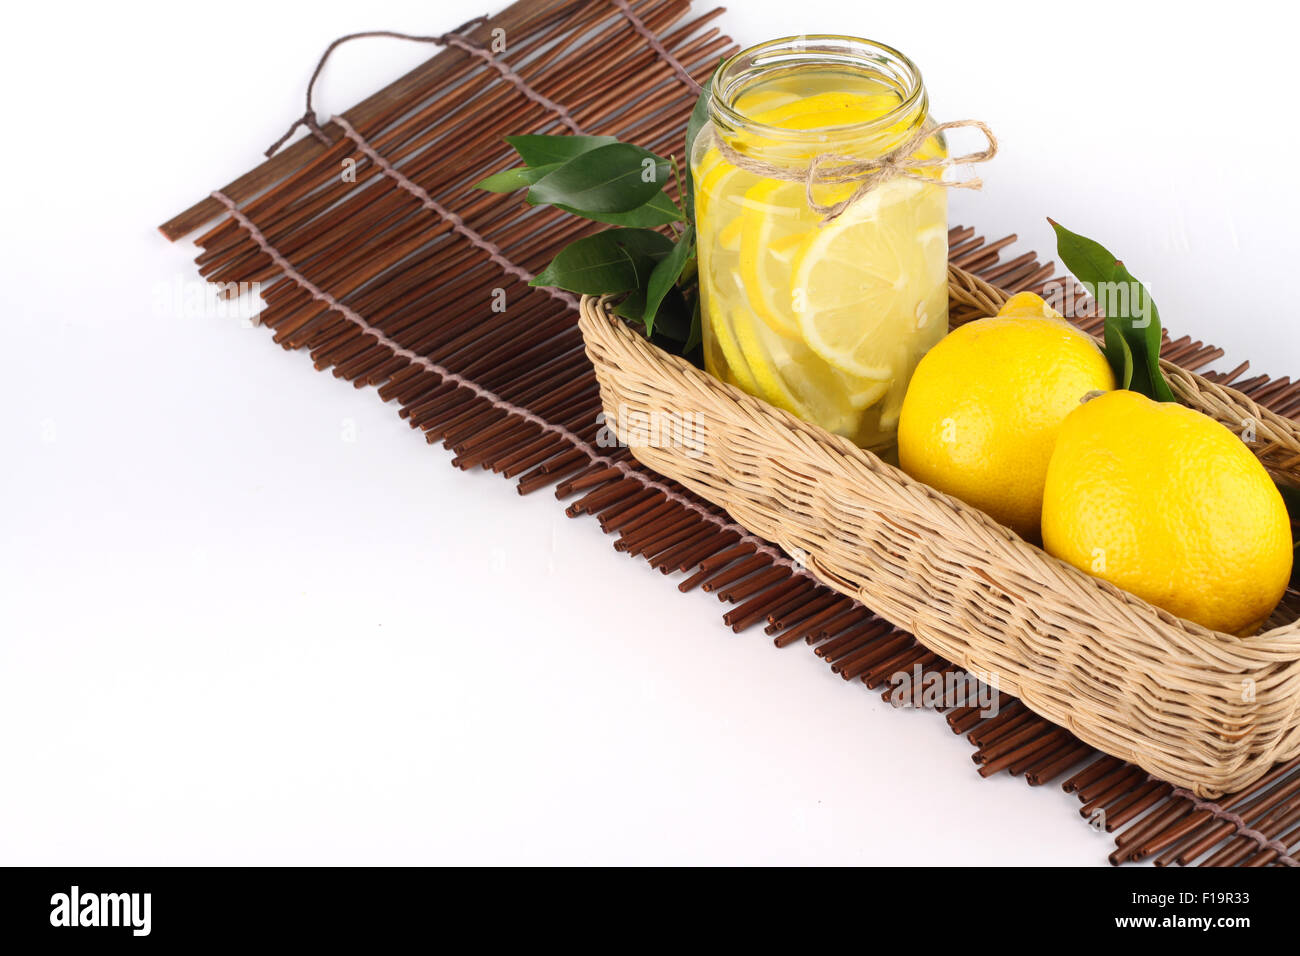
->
[709,35,927,142]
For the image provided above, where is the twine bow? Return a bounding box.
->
[264,16,492,158]
[711,118,999,222]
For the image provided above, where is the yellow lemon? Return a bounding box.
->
[997,290,1063,319]
[1042,390,1292,636]
[897,293,1116,540]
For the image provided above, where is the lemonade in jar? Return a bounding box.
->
[691,36,951,457]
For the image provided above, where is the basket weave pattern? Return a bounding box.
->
[579,266,1300,797]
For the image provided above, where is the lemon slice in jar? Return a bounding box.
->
[737,180,812,339]
[732,87,801,115]
[751,91,901,129]
[703,297,761,395]
[693,147,733,219]
[695,147,749,253]
[717,216,743,252]
[727,295,886,438]
[790,178,947,379]
[730,305,843,430]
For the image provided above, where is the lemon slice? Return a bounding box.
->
[752,92,901,128]
[838,373,891,411]
[733,87,801,115]
[769,109,890,131]
[703,295,760,395]
[727,288,883,438]
[695,146,748,254]
[693,147,733,220]
[738,180,812,339]
[879,391,906,431]
[729,302,799,414]
[742,92,907,163]
[717,216,743,252]
[875,344,915,433]
[791,178,948,379]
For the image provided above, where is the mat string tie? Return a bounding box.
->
[264,15,582,158]
[611,0,702,95]
[1168,784,1299,866]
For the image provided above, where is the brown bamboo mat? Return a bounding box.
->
[162,0,1300,866]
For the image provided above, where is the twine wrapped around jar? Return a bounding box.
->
[711,119,999,221]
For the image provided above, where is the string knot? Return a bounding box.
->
[713,119,999,222]
[301,110,327,140]
[264,109,329,159]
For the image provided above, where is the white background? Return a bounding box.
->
[2,0,1294,865]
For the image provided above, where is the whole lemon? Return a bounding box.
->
[1042,390,1292,636]
[898,293,1115,540]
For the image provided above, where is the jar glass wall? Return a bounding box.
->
[690,36,949,458]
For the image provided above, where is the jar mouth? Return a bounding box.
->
[709,35,927,141]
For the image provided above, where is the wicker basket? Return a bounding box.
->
[579,264,1300,797]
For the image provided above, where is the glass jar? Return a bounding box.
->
[690,36,949,458]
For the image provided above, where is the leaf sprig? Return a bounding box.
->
[475,84,714,361]
[475,131,699,354]
[1049,219,1176,402]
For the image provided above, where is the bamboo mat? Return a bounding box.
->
[162,0,1300,866]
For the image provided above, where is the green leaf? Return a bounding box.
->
[612,290,647,322]
[1049,219,1176,402]
[529,228,675,295]
[648,288,691,343]
[1104,324,1135,390]
[612,287,690,341]
[683,296,703,357]
[504,134,619,167]
[528,143,672,214]
[1047,220,1115,284]
[1114,259,1175,402]
[546,189,683,227]
[474,163,561,193]
[641,225,695,336]
[683,63,721,225]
